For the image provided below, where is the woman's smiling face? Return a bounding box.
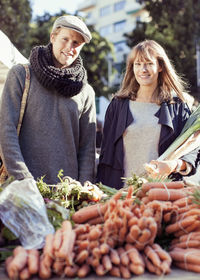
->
[133,55,162,87]
[50,27,85,68]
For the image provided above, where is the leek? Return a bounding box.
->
[158,104,200,161]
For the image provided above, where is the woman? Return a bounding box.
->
[96,40,198,189]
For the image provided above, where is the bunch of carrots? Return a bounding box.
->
[5,181,200,278]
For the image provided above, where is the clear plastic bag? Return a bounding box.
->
[0,178,54,249]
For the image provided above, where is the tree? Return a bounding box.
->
[125,0,200,100]
[0,0,32,56]
[81,25,115,97]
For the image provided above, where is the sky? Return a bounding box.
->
[31,0,83,18]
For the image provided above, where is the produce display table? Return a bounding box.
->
[0,264,200,280]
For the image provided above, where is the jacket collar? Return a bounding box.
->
[155,101,174,131]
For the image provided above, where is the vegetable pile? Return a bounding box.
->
[4,180,200,279]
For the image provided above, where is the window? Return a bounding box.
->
[114,20,126,32]
[99,24,112,36]
[87,12,92,19]
[100,5,112,17]
[114,41,127,52]
[114,1,126,12]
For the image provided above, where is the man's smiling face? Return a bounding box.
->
[50,27,85,68]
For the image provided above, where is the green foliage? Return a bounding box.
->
[81,25,115,97]
[0,0,32,56]
[125,0,200,99]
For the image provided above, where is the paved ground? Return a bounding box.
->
[1,264,200,280]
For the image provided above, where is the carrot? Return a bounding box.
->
[152,244,172,274]
[165,215,197,234]
[179,232,200,242]
[142,181,184,193]
[119,265,131,279]
[126,224,140,243]
[76,239,89,252]
[19,267,31,280]
[89,256,100,268]
[144,245,161,267]
[127,216,138,228]
[177,220,200,237]
[125,244,144,266]
[39,255,52,279]
[76,232,88,241]
[66,230,76,266]
[118,222,128,243]
[102,254,112,271]
[74,224,90,236]
[52,258,65,275]
[173,196,193,207]
[136,229,151,250]
[53,228,62,251]
[170,248,200,264]
[110,248,120,265]
[170,240,200,249]
[95,264,106,276]
[148,188,186,201]
[77,263,91,278]
[109,266,121,277]
[119,208,134,220]
[92,247,101,259]
[57,220,73,258]
[148,219,157,243]
[88,240,99,250]
[75,249,89,264]
[152,244,171,263]
[178,208,200,220]
[89,225,102,240]
[8,246,28,279]
[174,261,200,272]
[27,249,40,275]
[64,264,79,277]
[143,255,156,274]
[117,247,129,266]
[129,262,144,275]
[138,216,148,230]
[176,204,197,215]
[72,203,107,224]
[99,243,110,255]
[87,216,104,225]
[5,256,14,280]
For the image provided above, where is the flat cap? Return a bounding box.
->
[52,15,92,43]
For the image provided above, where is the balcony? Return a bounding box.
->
[125,2,142,15]
[78,0,97,11]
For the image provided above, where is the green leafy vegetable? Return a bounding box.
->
[158,105,200,161]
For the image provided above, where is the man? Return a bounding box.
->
[0,15,96,184]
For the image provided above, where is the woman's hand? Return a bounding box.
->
[145,159,178,178]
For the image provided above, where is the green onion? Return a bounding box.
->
[158,105,200,161]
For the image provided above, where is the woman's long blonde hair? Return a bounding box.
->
[116,40,188,103]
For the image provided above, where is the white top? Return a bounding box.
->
[123,101,161,178]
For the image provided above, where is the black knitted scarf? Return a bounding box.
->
[29,43,87,97]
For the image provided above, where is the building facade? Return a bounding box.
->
[77,0,149,86]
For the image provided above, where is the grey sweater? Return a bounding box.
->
[0,64,96,184]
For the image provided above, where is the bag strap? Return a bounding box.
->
[17,64,30,135]
[0,64,30,184]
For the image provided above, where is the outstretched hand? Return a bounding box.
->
[144,159,178,178]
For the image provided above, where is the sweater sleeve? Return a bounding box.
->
[0,64,33,180]
[78,84,96,183]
